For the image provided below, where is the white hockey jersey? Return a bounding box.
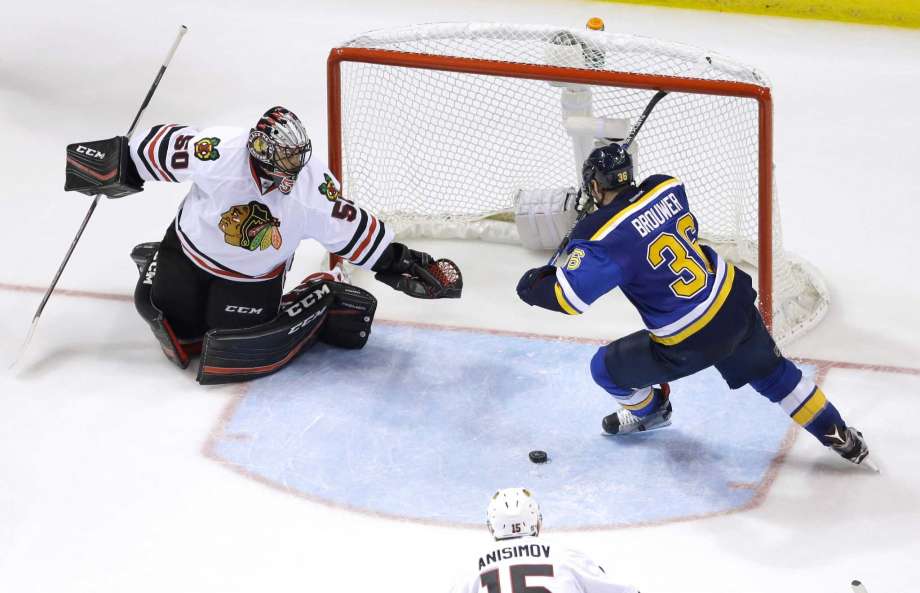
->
[128,124,394,282]
[449,536,639,593]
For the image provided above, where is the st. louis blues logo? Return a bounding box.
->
[566,248,585,271]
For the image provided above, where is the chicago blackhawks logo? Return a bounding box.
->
[219,201,282,251]
[194,137,221,161]
[318,173,341,201]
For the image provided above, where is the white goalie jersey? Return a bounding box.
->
[449,536,639,593]
[128,124,394,282]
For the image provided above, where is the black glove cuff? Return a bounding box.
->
[371,242,407,273]
[372,242,433,274]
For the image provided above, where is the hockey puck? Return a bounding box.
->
[529,450,548,464]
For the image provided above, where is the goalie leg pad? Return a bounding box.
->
[197,281,334,385]
[131,241,160,275]
[513,187,579,250]
[320,282,377,349]
[134,249,195,369]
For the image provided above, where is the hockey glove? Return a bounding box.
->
[65,136,144,198]
[516,265,556,304]
[373,242,462,299]
[372,242,432,274]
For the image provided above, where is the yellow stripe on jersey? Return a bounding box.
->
[590,177,679,241]
[554,283,581,315]
[792,388,828,427]
[650,264,736,346]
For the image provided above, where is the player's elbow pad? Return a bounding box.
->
[65,136,144,198]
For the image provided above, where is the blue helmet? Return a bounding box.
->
[581,143,634,195]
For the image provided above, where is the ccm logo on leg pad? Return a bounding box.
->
[225,305,264,314]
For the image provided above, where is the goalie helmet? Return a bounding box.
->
[582,142,634,198]
[487,488,542,540]
[248,106,312,184]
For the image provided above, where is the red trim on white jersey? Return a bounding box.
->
[147,124,177,181]
[350,216,378,263]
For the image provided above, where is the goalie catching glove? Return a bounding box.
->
[372,242,462,299]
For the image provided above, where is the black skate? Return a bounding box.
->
[602,384,672,435]
[130,242,160,275]
[826,425,878,471]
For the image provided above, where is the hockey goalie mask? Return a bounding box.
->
[248,106,312,186]
[582,142,634,201]
[487,488,542,540]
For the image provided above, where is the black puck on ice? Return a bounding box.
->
[529,450,548,464]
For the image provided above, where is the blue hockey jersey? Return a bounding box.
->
[528,174,736,346]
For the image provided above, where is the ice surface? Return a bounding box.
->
[210,324,808,528]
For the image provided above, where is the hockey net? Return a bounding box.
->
[327,22,828,345]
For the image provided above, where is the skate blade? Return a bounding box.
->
[861,457,880,473]
[602,419,672,437]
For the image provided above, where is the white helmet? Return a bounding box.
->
[487,488,542,540]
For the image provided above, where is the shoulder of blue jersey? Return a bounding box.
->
[570,174,683,243]
[637,174,681,193]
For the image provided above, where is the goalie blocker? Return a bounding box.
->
[132,244,377,384]
[65,136,144,198]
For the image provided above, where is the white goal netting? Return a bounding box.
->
[330,22,828,344]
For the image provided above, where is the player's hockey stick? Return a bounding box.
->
[548,89,669,266]
[11,25,189,369]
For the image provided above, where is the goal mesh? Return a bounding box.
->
[329,22,828,344]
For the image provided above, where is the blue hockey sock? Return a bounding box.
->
[618,387,660,417]
[750,358,846,445]
[589,349,661,416]
[590,347,633,397]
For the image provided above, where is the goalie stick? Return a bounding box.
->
[11,25,189,369]
[548,89,669,267]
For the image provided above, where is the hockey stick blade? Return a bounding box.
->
[9,318,39,370]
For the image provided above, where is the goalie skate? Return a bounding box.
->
[602,386,672,435]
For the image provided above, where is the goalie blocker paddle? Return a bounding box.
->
[376,258,463,299]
